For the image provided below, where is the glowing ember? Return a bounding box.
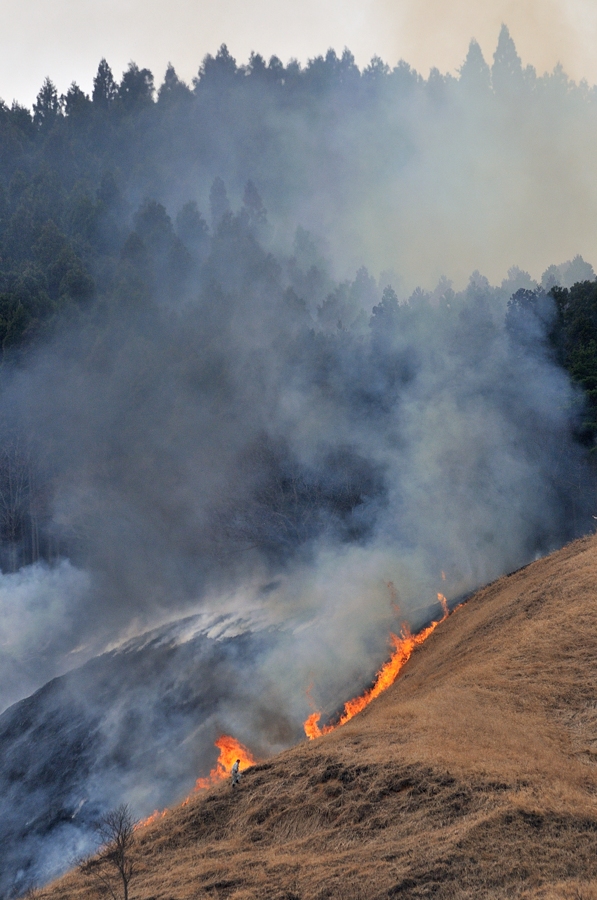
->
[193,735,257,790]
[304,593,452,739]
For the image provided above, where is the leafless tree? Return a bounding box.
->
[80,804,137,900]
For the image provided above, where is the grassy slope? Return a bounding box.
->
[41,534,597,900]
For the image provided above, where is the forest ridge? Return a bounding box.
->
[0,23,596,354]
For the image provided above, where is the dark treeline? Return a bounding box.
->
[0,24,596,349]
[508,278,597,444]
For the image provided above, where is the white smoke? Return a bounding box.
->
[0,560,91,712]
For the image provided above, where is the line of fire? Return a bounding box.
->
[136,591,457,830]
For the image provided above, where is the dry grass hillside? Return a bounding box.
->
[41,534,597,900]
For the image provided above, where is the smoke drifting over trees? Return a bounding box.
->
[1,26,597,895]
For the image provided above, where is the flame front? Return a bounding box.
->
[134,808,167,830]
[193,735,257,790]
[304,593,451,739]
[135,593,454,829]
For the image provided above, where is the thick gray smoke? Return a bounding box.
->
[132,31,597,291]
[0,233,590,720]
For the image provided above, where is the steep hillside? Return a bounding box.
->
[0,610,291,896]
[41,534,597,900]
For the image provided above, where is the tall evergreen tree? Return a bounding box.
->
[175,201,209,254]
[242,180,267,232]
[92,59,117,108]
[62,83,91,120]
[157,64,192,104]
[33,77,61,130]
[459,39,491,93]
[196,44,239,90]
[118,63,155,110]
[491,25,524,95]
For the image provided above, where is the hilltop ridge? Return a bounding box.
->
[39,533,597,899]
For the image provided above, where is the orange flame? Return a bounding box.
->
[304,593,452,739]
[134,808,167,831]
[136,734,257,825]
[193,735,257,790]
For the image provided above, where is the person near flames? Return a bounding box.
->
[231,759,241,787]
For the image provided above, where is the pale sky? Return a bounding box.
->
[2,0,597,107]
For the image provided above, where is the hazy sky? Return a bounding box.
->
[2,0,597,107]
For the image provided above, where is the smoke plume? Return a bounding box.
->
[0,232,590,719]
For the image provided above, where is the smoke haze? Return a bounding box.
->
[0,561,91,710]
[374,0,597,84]
[0,230,590,716]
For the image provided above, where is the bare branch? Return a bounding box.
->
[80,804,137,900]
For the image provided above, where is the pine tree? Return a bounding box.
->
[459,39,491,93]
[92,59,117,108]
[158,64,192,104]
[118,63,154,110]
[491,25,524,96]
[242,180,267,232]
[33,77,61,130]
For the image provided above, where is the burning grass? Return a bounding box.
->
[135,735,257,829]
[40,535,597,899]
[193,735,257,791]
[305,594,451,738]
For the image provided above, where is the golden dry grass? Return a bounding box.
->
[41,534,597,899]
